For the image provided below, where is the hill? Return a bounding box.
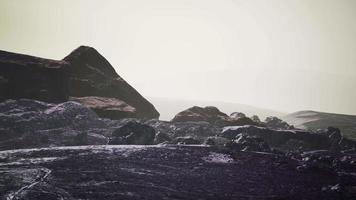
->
[283,110,356,140]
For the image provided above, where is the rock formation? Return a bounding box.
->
[0,99,356,199]
[63,46,159,119]
[109,121,156,145]
[171,106,259,127]
[0,46,159,119]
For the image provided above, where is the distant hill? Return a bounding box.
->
[148,97,285,121]
[283,110,356,140]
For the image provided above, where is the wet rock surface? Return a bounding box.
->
[0,145,352,200]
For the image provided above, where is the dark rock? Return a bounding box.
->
[69,96,137,119]
[154,132,172,144]
[171,106,259,127]
[220,125,356,152]
[171,106,228,124]
[147,119,220,142]
[0,145,346,200]
[220,116,258,127]
[0,99,108,150]
[298,151,356,174]
[327,127,343,152]
[2,98,355,157]
[64,46,159,119]
[0,46,159,119]
[172,136,200,145]
[226,134,271,152]
[204,136,230,146]
[109,121,156,145]
[0,50,69,103]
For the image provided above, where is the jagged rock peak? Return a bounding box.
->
[63,45,118,78]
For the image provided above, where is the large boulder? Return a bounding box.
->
[226,134,271,152]
[171,106,258,127]
[171,106,228,124]
[0,50,69,103]
[109,121,156,145]
[64,46,159,119]
[69,96,137,119]
[0,46,160,119]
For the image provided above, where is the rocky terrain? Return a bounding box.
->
[1,47,356,199]
[1,145,355,200]
[0,98,356,199]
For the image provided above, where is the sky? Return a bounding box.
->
[1,0,356,115]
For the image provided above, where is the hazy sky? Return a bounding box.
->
[1,0,356,114]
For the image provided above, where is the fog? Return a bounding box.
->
[1,0,355,114]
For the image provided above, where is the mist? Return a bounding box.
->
[1,0,356,114]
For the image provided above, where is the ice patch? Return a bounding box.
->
[203,152,234,163]
[0,157,65,166]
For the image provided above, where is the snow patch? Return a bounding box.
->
[0,157,65,166]
[203,152,234,163]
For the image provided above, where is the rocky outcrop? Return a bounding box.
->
[226,134,271,152]
[147,120,220,143]
[109,121,156,145]
[69,96,137,119]
[171,106,227,124]
[0,50,69,103]
[64,46,159,119]
[0,99,109,150]
[0,46,159,119]
[1,99,355,153]
[171,106,258,127]
[221,125,356,152]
